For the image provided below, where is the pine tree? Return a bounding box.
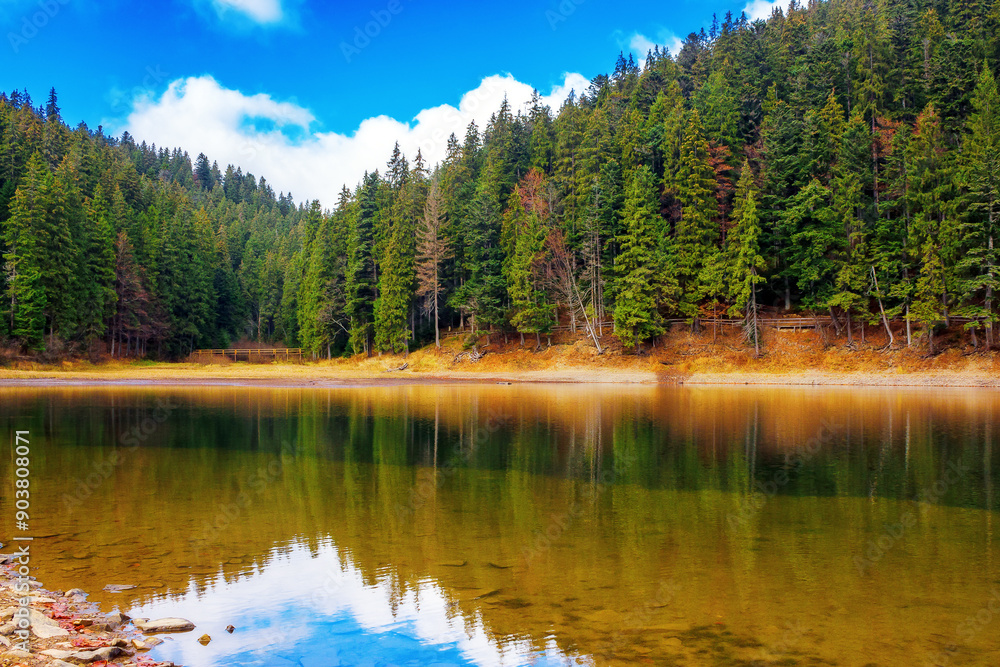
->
[957,63,1000,347]
[673,110,720,318]
[614,166,668,351]
[725,160,766,354]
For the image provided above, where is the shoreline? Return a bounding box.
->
[0,365,998,388]
[0,558,182,666]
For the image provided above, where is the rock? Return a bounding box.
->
[40,649,76,660]
[134,617,195,633]
[28,608,70,637]
[103,584,136,592]
[0,636,8,648]
[664,637,684,649]
[0,607,13,621]
[225,624,235,633]
[0,625,11,637]
[32,623,71,638]
[103,611,128,631]
[29,595,57,603]
[72,646,124,662]
[144,636,164,647]
[198,633,211,645]
[65,588,87,597]
[52,661,77,667]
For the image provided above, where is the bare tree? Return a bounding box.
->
[545,228,603,354]
[416,178,451,347]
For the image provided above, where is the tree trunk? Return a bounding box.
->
[872,266,894,346]
[846,310,853,346]
[987,232,994,349]
[905,302,912,347]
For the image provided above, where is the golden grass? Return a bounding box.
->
[0,325,997,386]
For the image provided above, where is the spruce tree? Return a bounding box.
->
[614,166,668,351]
[957,63,1000,347]
[725,160,766,355]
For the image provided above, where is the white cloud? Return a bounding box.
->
[742,0,792,22]
[118,73,588,203]
[214,0,282,23]
[622,31,684,62]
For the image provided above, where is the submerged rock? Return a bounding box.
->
[134,617,196,633]
[198,633,211,645]
[103,583,137,592]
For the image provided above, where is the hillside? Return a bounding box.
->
[1,0,999,362]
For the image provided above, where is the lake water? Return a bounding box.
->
[1,385,998,666]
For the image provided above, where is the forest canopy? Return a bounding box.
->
[2,0,999,358]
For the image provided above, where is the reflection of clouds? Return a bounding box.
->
[128,538,584,666]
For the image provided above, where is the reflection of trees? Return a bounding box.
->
[0,386,998,664]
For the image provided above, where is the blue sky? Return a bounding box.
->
[1,0,785,202]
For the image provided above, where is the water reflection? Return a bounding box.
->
[129,539,579,666]
[0,385,997,666]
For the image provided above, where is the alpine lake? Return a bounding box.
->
[1,384,998,666]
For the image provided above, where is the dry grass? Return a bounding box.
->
[0,324,997,386]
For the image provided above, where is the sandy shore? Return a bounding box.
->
[0,362,997,388]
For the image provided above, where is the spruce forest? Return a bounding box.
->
[3,0,1000,359]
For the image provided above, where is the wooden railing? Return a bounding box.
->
[194,348,303,362]
[439,315,987,339]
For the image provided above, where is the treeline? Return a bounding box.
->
[2,0,1000,358]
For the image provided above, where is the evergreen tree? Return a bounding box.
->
[725,160,766,354]
[614,166,668,351]
[957,63,1000,347]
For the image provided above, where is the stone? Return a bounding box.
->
[0,623,11,636]
[29,595,57,603]
[0,608,13,621]
[32,622,71,638]
[198,633,211,645]
[0,636,8,648]
[27,609,58,626]
[52,661,77,667]
[103,584,136,592]
[135,617,195,633]
[65,588,87,597]
[225,624,235,633]
[102,611,128,631]
[40,649,76,660]
[72,646,124,662]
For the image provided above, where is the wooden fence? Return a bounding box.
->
[194,348,303,362]
[440,315,985,339]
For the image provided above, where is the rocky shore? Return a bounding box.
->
[0,555,191,667]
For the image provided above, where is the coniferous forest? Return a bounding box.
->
[2,0,1000,359]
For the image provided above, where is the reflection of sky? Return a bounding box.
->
[129,539,586,667]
